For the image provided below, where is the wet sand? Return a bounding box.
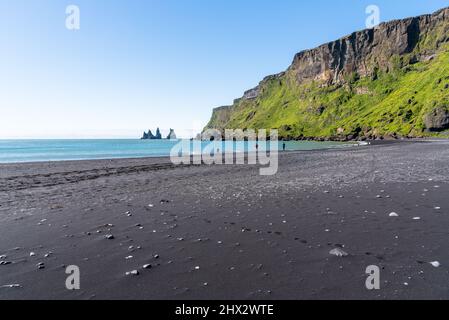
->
[1,140,449,300]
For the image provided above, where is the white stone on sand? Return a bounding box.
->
[125,270,139,276]
[329,248,348,257]
[430,261,441,268]
[389,212,399,217]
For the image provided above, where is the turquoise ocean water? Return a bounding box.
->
[0,140,355,164]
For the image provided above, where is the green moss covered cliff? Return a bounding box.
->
[204,7,449,141]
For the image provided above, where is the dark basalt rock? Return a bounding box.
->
[424,106,449,131]
[307,105,326,115]
[287,13,438,85]
[141,129,156,140]
[243,86,260,100]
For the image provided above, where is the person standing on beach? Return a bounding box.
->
[283,142,286,151]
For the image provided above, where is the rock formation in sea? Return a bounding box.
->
[141,128,177,140]
[141,129,156,140]
[166,129,177,140]
[155,128,162,140]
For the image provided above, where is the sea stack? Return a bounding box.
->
[167,129,177,140]
[141,128,177,140]
[141,129,156,140]
[155,128,162,140]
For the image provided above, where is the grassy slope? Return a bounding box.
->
[210,37,449,140]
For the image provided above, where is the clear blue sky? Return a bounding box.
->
[1,0,448,138]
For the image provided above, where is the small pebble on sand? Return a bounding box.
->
[125,270,139,276]
[389,212,399,217]
[1,284,21,288]
[329,248,348,257]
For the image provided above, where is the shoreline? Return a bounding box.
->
[0,139,403,167]
[0,145,354,168]
[0,140,422,181]
[1,137,438,167]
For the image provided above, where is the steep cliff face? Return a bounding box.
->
[289,8,449,85]
[206,105,235,132]
[205,7,449,140]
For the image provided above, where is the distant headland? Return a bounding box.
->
[141,128,177,140]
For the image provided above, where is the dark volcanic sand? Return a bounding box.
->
[1,140,449,300]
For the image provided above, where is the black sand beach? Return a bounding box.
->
[1,140,449,300]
